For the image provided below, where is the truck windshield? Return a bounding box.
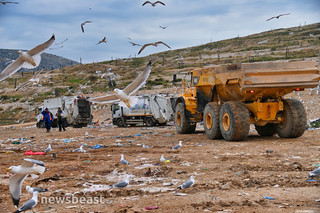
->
[112,104,120,113]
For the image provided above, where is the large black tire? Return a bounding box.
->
[276,99,306,138]
[37,121,45,128]
[145,117,154,127]
[117,118,125,128]
[219,101,250,141]
[175,103,196,134]
[203,102,222,139]
[255,123,277,137]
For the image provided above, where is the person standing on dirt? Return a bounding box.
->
[42,108,53,132]
[56,107,66,132]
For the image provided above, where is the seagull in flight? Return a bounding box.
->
[0,35,55,82]
[7,159,45,208]
[138,41,171,55]
[97,37,107,45]
[159,25,167,29]
[266,13,290,21]
[91,60,152,107]
[81,21,92,33]
[142,1,165,7]
[15,68,45,91]
[0,1,19,5]
[129,41,141,46]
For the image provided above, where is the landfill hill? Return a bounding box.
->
[0,22,319,125]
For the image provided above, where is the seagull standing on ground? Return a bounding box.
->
[72,145,86,153]
[266,13,290,21]
[111,175,132,188]
[177,176,195,189]
[308,167,320,179]
[142,1,165,7]
[81,21,92,33]
[91,60,152,107]
[120,154,129,165]
[44,144,52,153]
[160,154,166,162]
[26,186,48,194]
[172,141,182,150]
[8,159,45,208]
[14,191,39,213]
[0,35,55,82]
[138,41,171,55]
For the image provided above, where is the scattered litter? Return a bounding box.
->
[145,206,159,210]
[91,145,108,149]
[264,196,275,200]
[273,184,279,188]
[163,182,174,186]
[312,164,320,167]
[306,179,318,182]
[62,139,71,143]
[174,191,187,196]
[133,133,142,136]
[266,150,274,153]
[24,150,45,155]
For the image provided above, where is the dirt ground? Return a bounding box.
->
[0,116,319,213]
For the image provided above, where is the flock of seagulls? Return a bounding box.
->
[6,135,320,212]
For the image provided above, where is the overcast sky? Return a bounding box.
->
[0,0,319,63]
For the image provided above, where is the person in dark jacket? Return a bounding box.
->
[56,107,66,132]
[41,108,53,132]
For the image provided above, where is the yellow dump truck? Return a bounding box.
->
[174,61,320,141]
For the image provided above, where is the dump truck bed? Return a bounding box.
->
[241,61,320,88]
[202,61,320,101]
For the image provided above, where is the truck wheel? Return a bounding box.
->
[219,101,250,141]
[37,121,45,128]
[146,117,154,127]
[175,103,196,134]
[117,118,125,127]
[276,99,306,138]
[203,102,222,139]
[255,124,276,137]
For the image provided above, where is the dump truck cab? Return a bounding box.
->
[174,61,320,141]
